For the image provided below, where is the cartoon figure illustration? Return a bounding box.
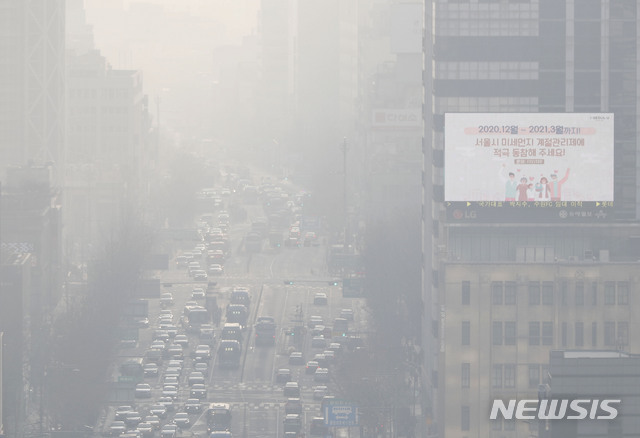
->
[548,169,570,201]
[500,164,518,201]
[527,183,535,201]
[516,177,529,201]
[535,177,551,201]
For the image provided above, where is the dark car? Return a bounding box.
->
[185,399,202,413]
[276,368,292,383]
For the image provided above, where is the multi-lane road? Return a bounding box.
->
[100,182,367,438]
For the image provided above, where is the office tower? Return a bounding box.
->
[422,1,640,437]
[0,0,65,181]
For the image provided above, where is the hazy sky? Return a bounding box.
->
[83,0,260,136]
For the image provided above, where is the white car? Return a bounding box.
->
[191,288,205,299]
[135,383,152,398]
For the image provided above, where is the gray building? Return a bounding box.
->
[0,0,65,182]
[548,350,640,438]
[422,1,640,437]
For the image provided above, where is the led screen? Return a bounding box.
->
[444,113,614,203]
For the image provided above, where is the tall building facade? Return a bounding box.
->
[422,1,640,437]
[0,0,65,181]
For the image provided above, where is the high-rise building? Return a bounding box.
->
[0,0,65,182]
[64,49,150,262]
[422,1,640,437]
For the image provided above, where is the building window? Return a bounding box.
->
[575,281,584,306]
[461,363,470,388]
[492,282,503,305]
[492,321,503,345]
[462,321,471,346]
[542,322,554,346]
[592,322,597,347]
[604,321,616,346]
[492,365,503,388]
[505,281,517,305]
[604,281,616,305]
[529,282,540,305]
[528,365,539,388]
[561,280,568,305]
[461,281,470,305]
[592,282,598,305]
[491,418,502,431]
[617,282,629,305]
[617,322,629,346]
[504,419,516,430]
[461,406,470,431]
[529,322,540,346]
[504,364,516,388]
[504,321,516,345]
[575,322,584,347]
[561,322,567,347]
[542,281,554,305]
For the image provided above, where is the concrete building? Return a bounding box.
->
[0,252,32,438]
[547,350,640,438]
[0,0,65,182]
[64,49,150,263]
[421,1,640,437]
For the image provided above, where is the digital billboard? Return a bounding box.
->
[444,113,615,222]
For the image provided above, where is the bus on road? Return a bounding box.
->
[207,403,232,433]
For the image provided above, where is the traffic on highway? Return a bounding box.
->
[102,169,367,438]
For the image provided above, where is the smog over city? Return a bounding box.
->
[0,1,639,438]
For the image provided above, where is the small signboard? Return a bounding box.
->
[324,400,358,427]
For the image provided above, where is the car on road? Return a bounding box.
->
[115,406,133,421]
[162,385,178,400]
[173,412,190,429]
[143,362,158,378]
[185,398,202,413]
[143,415,160,429]
[285,398,303,415]
[192,287,206,299]
[159,397,175,411]
[188,371,205,386]
[283,381,300,398]
[108,421,126,436]
[174,334,189,348]
[190,383,207,400]
[193,270,208,281]
[194,361,208,373]
[208,264,224,275]
[313,385,328,400]
[288,351,304,365]
[136,422,154,438]
[160,424,177,438]
[313,292,328,305]
[160,292,174,307]
[276,368,292,383]
[124,411,142,428]
[308,315,324,328]
[163,375,179,387]
[134,383,152,398]
[305,361,319,375]
[314,368,330,383]
[311,336,326,349]
[149,404,167,419]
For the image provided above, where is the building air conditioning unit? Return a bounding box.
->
[568,256,579,262]
[584,250,594,260]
